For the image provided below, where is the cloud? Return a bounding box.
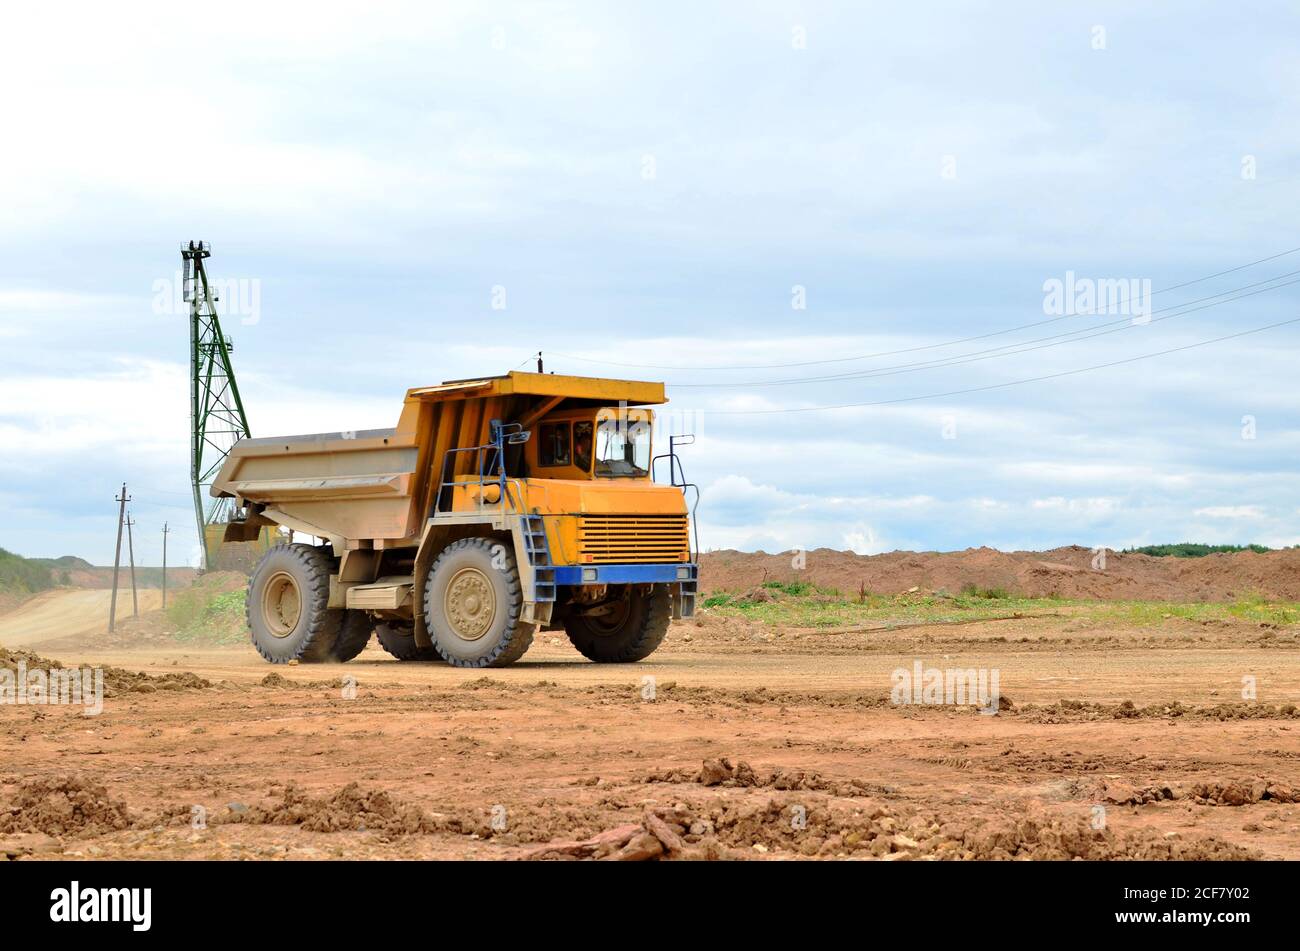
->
[1193,506,1265,519]
[1030,497,1120,517]
[1,2,1299,561]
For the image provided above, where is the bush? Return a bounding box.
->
[167,582,249,644]
[0,547,54,594]
[960,584,1010,600]
[1125,543,1271,557]
[761,580,814,596]
[165,587,209,630]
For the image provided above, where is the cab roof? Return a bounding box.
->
[404,371,667,406]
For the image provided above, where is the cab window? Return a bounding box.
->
[573,421,593,472]
[595,416,651,478]
[539,422,571,467]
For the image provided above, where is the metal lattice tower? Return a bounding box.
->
[182,241,251,569]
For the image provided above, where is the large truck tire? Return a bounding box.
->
[564,584,671,663]
[375,621,436,661]
[424,537,534,668]
[247,544,342,664]
[331,610,374,662]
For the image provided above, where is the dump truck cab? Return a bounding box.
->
[211,371,698,668]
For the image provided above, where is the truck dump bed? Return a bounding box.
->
[210,371,667,545]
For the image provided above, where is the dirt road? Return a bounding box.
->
[0,589,161,649]
[2,610,1297,861]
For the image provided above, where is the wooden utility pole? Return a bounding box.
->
[161,523,170,609]
[108,483,130,633]
[126,513,139,617]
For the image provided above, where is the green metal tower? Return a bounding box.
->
[182,241,251,569]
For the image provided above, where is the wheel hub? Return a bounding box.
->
[588,597,631,636]
[262,570,301,638]
[444,567,496,641]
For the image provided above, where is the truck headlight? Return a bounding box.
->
[582,567,599,583]
[676,566,691,580]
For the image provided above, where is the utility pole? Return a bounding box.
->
[161,523,170,610]
[108,483,130,633]
[124,517,138,621]
[126,513,139,618]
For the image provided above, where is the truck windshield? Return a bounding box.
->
[595,417,650,478]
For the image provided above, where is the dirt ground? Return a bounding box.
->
[1,589,1297,861]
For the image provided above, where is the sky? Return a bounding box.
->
[1,1,1298,566]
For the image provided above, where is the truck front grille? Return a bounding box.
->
[576,515,690,564]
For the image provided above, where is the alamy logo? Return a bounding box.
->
[50,882,151,931]
[152,269,262,325]
[0,661,103,716]
[890,661,1001,714]
[1042,271,1151,322]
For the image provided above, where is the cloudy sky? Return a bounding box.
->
[2,1,1298,565]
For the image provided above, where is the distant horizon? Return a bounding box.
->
[6,540,1292,567]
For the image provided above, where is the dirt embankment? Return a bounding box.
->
[58,566,198,589]
[700,545,1300,602]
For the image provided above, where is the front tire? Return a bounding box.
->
[246,544,341,664]
[424,537,534,667]
[564,584,671,663]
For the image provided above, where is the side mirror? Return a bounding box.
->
[491,419,530,444]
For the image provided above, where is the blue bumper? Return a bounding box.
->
[553,563,697,585]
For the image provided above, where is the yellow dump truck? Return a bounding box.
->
[210,371,698,667]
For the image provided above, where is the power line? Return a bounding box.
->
[136,485,195,498]
[695,316,1300,415]
[545,244,1300,372]
[675,269,1300,388]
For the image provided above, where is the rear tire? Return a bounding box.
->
[331,610,373,662]
[564,584,671,663]
[375,622,436,661]
[424,537,534,668]
[247,544,341,664]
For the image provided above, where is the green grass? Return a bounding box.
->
[698,583,1300,631]
[701,586,1049,628]
[1102,596,1300,628]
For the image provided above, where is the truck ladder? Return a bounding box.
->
[521,514,556,603]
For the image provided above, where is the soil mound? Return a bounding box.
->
[0,646,212,695]
[221,782,460,835]
[700,545,1300,602]
[0,776,131,836]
